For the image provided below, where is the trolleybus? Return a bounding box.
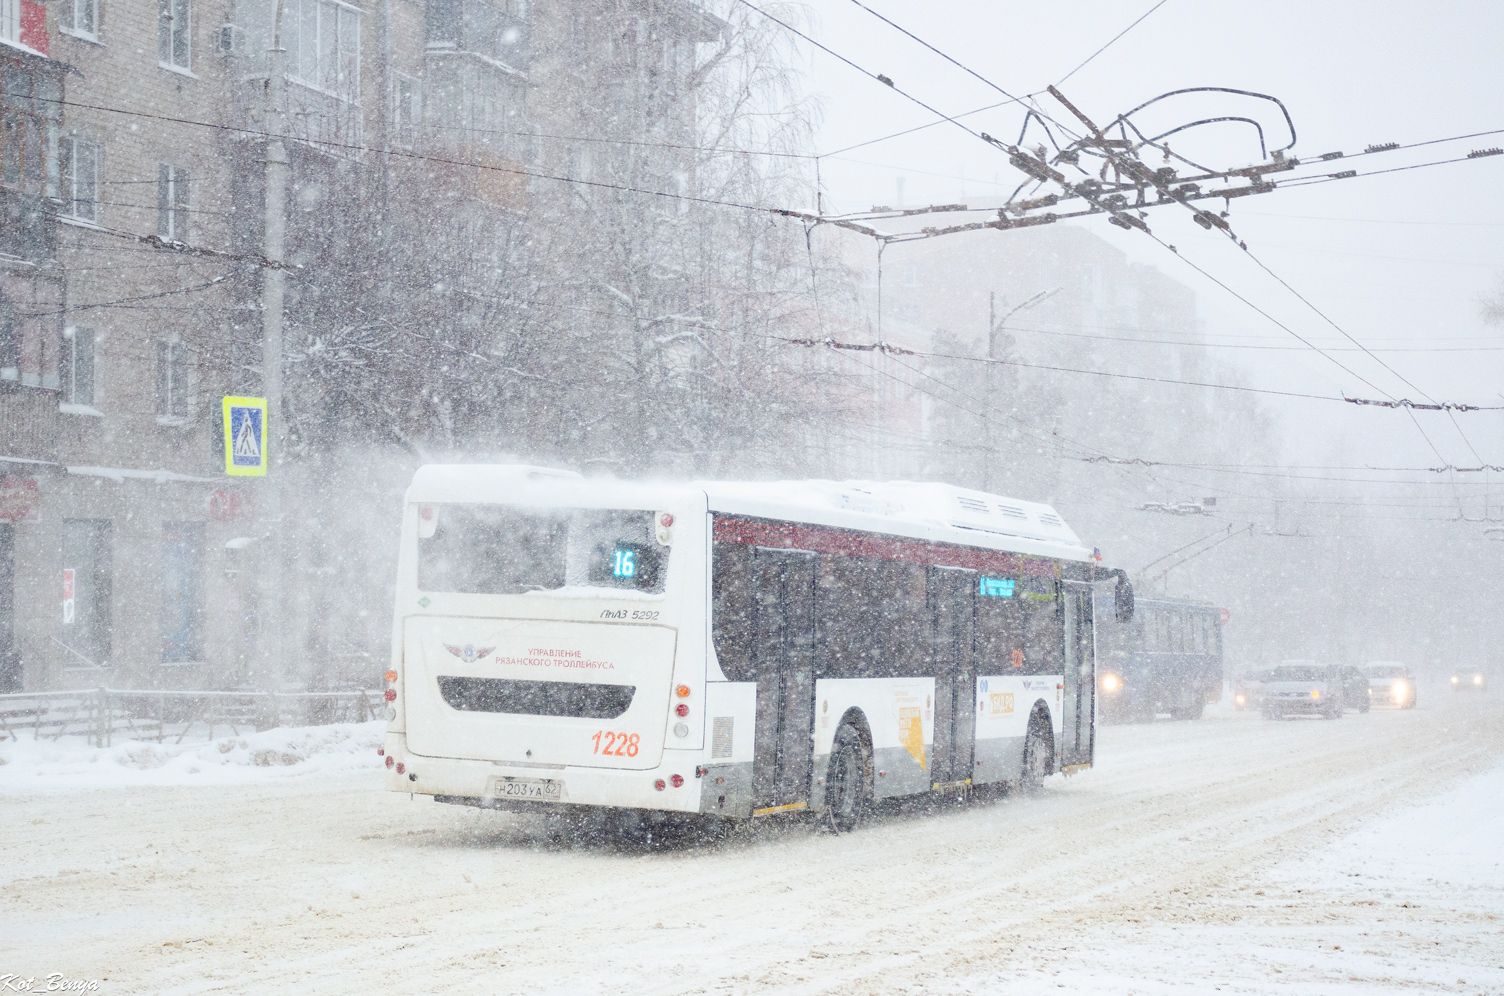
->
[383,465,1124,830]
[1094,594,1222,721]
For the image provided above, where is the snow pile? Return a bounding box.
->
[0,720,385,795]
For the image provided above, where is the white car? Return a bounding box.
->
[1364,662,1416,709]
[1262,661,1342,720]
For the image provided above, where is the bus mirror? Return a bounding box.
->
[1113,570,1134,622]
[417,505,438,539]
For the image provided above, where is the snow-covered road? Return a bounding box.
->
[3,687,1501,996]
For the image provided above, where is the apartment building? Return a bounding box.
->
[0,0,719,692]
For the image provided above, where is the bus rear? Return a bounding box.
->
[383,466,710,814]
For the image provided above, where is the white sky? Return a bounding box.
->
[769,0,1504,472]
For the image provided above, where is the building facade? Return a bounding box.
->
[0,0,720,692]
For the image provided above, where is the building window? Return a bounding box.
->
[283,0,360,97]
[61,518,112,668]
[64,0,97,38]
[0,0,17,46]
[60,136,99,223]
[161,522,203,662]
[392,73,420,150]
[157,164,190,240]
[156,341,188,417]
[158,0,191,71]
[0,292,15,385]
[61,327,94,405]
[1,0,50,51]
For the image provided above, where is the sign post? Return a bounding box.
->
[222,395,280,689]
[222,397,269,477]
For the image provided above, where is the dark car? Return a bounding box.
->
[1365,662,1417,709]
[1233,668,1274,711]
[1338,665,1371,713]
[1451,671,1488,692]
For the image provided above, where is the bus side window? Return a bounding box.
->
[880,560,929,678]
[1019,578,1061,676]
[712,541,755,681]
[817,552,878,680]
[975,585,1020,671]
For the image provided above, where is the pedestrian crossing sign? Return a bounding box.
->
[222,396,268,477]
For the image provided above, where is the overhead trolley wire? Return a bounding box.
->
[1055,0,1170,86]
[44,96,833,231]
[760,2,1502,425]
[776,333,1504,410]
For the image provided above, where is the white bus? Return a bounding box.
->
[384,465,1116,830]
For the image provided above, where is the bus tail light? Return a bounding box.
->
[653,779,666,791]
[675,703,689,717]
[675,684,690,698]
[385,670,398,683]
[670,774,684,788]
[385,756,394,768]
[395,762,405,774]
[384,689,397,701]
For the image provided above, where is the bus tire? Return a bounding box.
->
[825,723,871,833]
[1020,714,1053,793]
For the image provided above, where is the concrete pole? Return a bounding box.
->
[984,291,995,492]
[260,21,289,691]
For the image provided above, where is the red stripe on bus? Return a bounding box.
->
[713,516,1059,576]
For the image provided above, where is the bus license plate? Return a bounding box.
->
[489,776,562,802]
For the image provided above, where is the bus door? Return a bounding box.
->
[751,547,817,812]
[1061,581,1095,767]
[929,566,977,787]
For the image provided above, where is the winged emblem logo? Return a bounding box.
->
[444,643,495,663]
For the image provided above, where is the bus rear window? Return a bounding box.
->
[418,506,664,594]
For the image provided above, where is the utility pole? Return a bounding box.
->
[259,8,289,691]
[982,288,1055,492]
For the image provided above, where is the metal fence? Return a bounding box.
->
[0,689,382,746]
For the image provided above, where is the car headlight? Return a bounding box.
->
[1392,682,1406,703]
[1451,676,1460,684]
[1311,690,1320,698]
[1476,675,1484,685]
[1102,674,1121,693]
[1235,693,1245,705]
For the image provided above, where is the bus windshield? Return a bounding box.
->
[418,505,665,595]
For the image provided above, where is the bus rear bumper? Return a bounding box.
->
[382,733,707,814]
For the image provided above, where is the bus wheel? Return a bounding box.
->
[1020,717,1053,793]
[825,724,870,833]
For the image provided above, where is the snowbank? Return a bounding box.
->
[0,720,385,795]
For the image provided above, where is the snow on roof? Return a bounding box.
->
[696,478,1088,561]
[408,464,1092,563]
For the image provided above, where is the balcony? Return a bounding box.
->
[425,0,530,69]
[0,187,56,265]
